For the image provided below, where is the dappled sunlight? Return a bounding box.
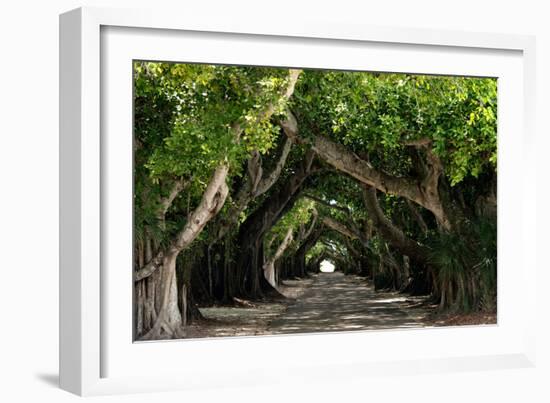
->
[268,272,433,335]
[376,297,409,303]
[187,272,435,339]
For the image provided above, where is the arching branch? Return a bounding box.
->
[321,216,360,242]
[281,110,451,230]
[158,177,189,221]
[210,69,302,242]
[361,184,430,265]
[135,165,230,282]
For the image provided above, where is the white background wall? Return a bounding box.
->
[1,0,548,401]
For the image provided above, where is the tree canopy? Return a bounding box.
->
[133,61,497,340]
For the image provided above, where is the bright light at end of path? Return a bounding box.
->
[320,260,335,273]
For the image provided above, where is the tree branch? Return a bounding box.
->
[301,209,318,242]
[406,199,429,236]
[402,137,432,147]
[266,227,294,264]
[135,165,230,282]
[254,136,294,196]
[210,70,302,242]
[304,195,367,247]
[302,194,350,216]
[280,110,450,229]
[321,216,361,242]
[361,184,430,265]
[158,177,189,220]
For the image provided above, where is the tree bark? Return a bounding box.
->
[136,165,230,339]
[290,226,323,278]
[212,136,294,243]
[263,227,294,288]
[281,112,451,230]
[134,165,230,282]
[322,216,362,243]
[236,150,317,297]
[134,70,304,339]
[405,199,429,236]
[212,69,302,243]
[361,184,430,266]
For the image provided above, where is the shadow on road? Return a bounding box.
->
[268,272,431,334]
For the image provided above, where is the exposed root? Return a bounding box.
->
[232,297,257,308]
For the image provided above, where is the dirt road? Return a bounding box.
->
[187,272,433,339]
[268,272,431,334]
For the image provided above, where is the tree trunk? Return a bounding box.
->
[361,185,430,266]
[235,151,316,298]
[212,137,294,244]
[290,226,323,278]
[135,165,230,339]
[263,227,294,288]
[140,252,184,340]
[209,69,302,244]
[134,71,304,339]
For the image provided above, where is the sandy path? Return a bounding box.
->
[268,272,431,334]
[184,277,314,338]
[186,272,433,339]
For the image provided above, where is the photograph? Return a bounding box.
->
[132,61,498,341]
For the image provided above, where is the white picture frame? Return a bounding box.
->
[59,6,537,396]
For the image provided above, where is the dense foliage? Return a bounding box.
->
[133,61,497,340]
[294,71,497,185]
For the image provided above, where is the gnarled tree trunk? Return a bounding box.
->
[236,151,317,298]
[136,165,229,340]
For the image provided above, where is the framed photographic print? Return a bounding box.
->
[60,6,537,396]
